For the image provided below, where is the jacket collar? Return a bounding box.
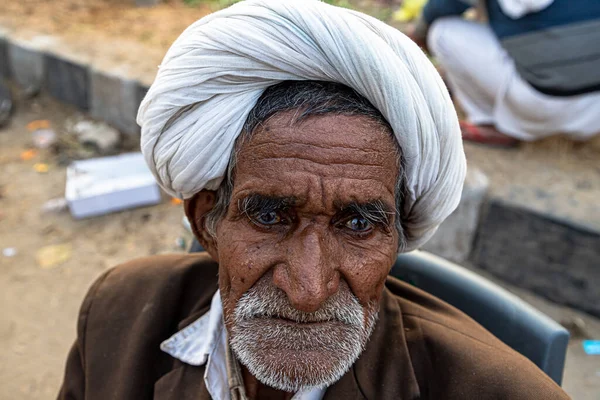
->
[156,280,421,400]
[160,290,224,367]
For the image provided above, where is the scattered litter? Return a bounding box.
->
[2,247,17,257]
[33,163,49,173]
[560,316,590,339]
[583,340,600,355]
[71,120,121,154]
[32,128,57,149]
[171,197,183,205]
[392,0,427,22]
[182,216,192,233]
[20,149,37,161]
[175,237,187,250]
[52,134,96,165]
[35,243,72,269]
[26,119,51,132]
[41,197,68,214]
[66,153,162,219]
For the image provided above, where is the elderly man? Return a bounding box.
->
[58,1,569,399]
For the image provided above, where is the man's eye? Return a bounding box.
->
[253,211,282,226]
[344,217,372,232]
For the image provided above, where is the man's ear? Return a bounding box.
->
[184,190,219,261]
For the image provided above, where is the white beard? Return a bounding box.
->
[227,277,378,392]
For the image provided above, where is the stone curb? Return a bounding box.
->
[0,35,10,80]
[0,31,147,136]
[471,199,600,318]
[424,167,489,264]
[90,69,140,135]
[8,41,44,96]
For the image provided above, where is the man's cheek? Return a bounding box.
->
[217,235,280,302]
[342,253,393,305]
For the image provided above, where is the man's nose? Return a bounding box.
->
[273,228,340,313]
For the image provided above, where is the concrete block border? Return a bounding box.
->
[8,41,45,95]
[0,36,9,80]
[471,200,600,318]
[136,83,150,114]
[90,69,140,135]
[424,167,489,264]
[0,31,146,135]
[44,53,90,111]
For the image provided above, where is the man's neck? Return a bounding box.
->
[241,365,295,400]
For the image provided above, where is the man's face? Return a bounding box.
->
[214,111,400,391]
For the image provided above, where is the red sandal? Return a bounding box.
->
[460,121,519,148]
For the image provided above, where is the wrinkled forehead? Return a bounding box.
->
[231,112,400,210]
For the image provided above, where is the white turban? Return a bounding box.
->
[137,0,466,251]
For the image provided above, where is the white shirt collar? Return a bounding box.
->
[160,290,325,400]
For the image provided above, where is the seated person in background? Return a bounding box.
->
[411,0,600,146]
[58,1,569,399]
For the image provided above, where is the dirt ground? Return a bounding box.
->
[0,96,599,399]
[0,0,398,53]
[0,95,193,399]
[0,0,211,50]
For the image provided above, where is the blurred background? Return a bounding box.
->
[0,0,598,398]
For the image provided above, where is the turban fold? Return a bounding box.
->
[137,0,466,251]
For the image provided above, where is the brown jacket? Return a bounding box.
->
[57,253,569,399]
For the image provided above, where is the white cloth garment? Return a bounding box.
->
[160,290,325,400]
[427,17,600,141]
[497,0,554,19]
[138,0,466,252]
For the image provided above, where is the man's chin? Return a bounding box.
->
[234,344,358,392]
[230,316,374,392]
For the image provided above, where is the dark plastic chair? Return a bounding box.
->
[392,251,569,385]
[188,239,569,385]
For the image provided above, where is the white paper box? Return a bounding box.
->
[66,153,162,219]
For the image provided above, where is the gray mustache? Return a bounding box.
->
[234,278,366,326]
